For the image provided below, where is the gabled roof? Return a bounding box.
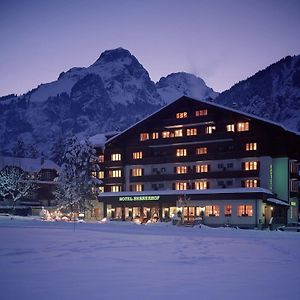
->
[106,96,299,145]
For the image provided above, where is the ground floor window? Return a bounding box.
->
[237,205,253,217]
[205,205,220,217]
[224,205,232,216]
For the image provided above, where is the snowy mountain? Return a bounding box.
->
[0,47,216,159]
[157,72,218,103]
[214,55,300,132]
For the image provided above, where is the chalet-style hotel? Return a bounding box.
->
[94,96,300,228]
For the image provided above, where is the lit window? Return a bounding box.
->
[205,205,220,217]
[187,128,197,136]
[237,122,249,132]
[111,153,121,161]
[195,181,208,190]
[176,166,187,174]
[246,143,257,151]
[98,171,104,179]
[140,133,149,141]
[111,185,121,192]
[196,147,207,155]
[176,112,188,119]
[195,109,208,116]
[91,171,97,178]
[98,155,104,163]
[98,186,104,193]
[162,131,171,138]
[109,169,122,178]
[174,129,183,137]
[244,161,258,170]
[226,124,235,132]
[205,126,216,134]
[152,132,159,139]
[175,182,188,190]
[133,151,143,159]
[132,168,143,177]
[243,179,258,188]
[237,205,253,217]
[130,184,144,192]
[196,165,208,173]
[225,205,232,216]
[176,148,187,157]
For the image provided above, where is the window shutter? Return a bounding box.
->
[208,165,211,172]
[241,162,245,170]
[241,180,245,187]
[207,181,210,189]
[172,183,175,190]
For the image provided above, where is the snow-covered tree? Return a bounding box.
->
[55,136,101,215]
[0,166,36,210]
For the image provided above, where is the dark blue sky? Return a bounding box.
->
[1,0,299,96]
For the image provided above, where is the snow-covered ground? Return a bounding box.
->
[1,216,300,300]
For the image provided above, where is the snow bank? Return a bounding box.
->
[1,218,300,300]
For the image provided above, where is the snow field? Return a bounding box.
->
[0,217,300,300]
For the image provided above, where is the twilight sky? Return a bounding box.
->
[1,0,300,96]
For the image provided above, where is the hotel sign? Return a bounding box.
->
[119,195,160,202]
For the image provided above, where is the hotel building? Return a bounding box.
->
[94,96,300,228]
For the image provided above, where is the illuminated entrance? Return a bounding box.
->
[183,207,196,223]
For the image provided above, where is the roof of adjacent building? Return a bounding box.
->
[0,156,60,173]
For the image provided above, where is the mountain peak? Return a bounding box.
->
[92,47,135,65]
[157,72,219,103]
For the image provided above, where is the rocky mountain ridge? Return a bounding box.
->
[215,55,300,132]
[0,48,217,158]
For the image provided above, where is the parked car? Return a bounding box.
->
[277,222,300,232]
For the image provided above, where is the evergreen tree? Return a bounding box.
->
[54,136,100,216]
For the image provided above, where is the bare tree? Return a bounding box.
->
[0,166,36,211]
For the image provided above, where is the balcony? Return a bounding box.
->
[130,170,259,182]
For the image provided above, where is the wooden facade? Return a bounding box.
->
[95,96,300,228]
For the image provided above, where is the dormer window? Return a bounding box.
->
[176,112,187,119]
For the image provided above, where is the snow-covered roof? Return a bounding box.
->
[107,96,300,144]
[89,134,107,147]
[99,187,273,198]
[0,156,60,173]
[89,131,119,147]
[266,198,290,206]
